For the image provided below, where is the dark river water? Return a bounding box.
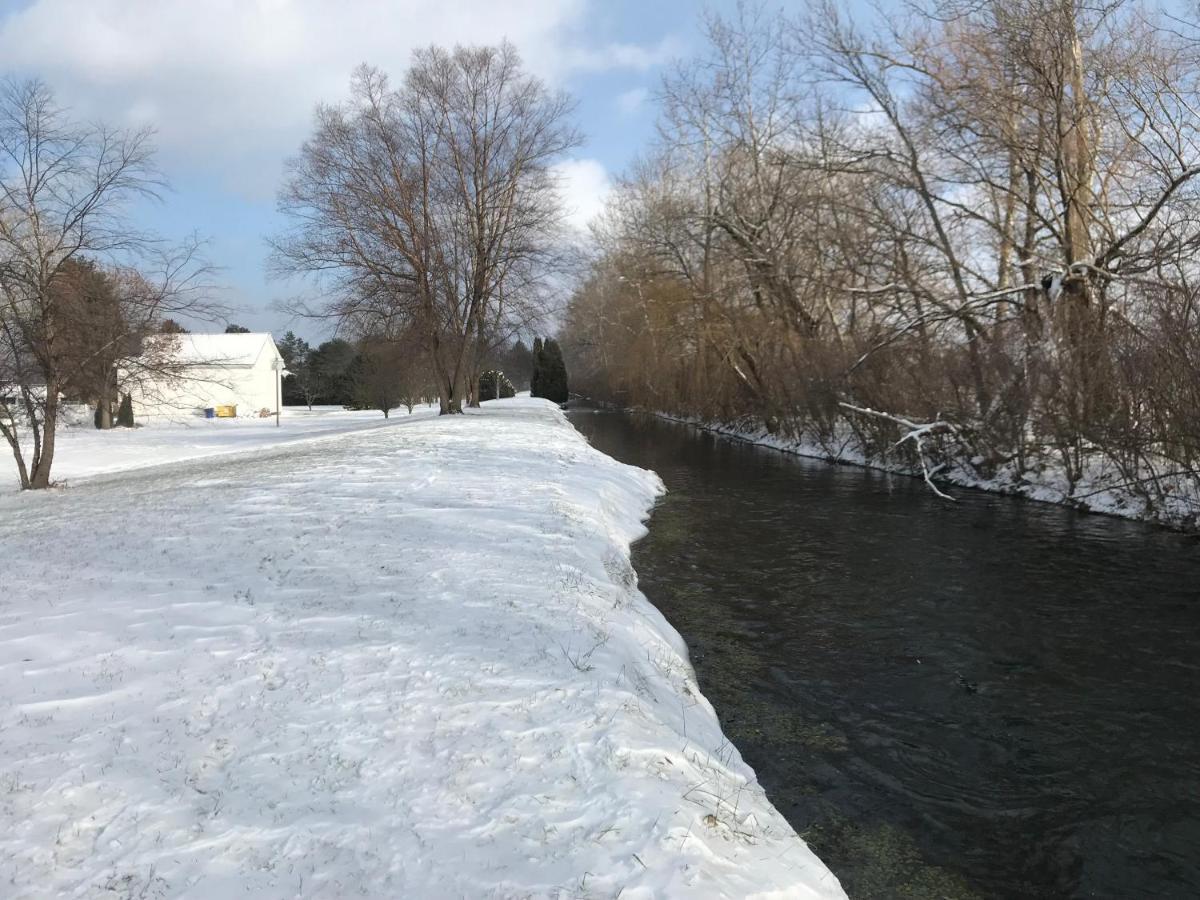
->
[567,409,1200,900]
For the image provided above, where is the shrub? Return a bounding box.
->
[117,393,134,427]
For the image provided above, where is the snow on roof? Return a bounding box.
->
[152,332,281,367]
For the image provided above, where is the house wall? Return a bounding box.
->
[0,385,49,426]
[129,361,280,420]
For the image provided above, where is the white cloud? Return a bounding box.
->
[565,35,682,73]
[0,0,658,196]
[615,86,649,115]
[552,157,611,232]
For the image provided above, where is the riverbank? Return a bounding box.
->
[646,410,1200,532]
[0,398,844,898]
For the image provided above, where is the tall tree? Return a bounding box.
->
[277,330,317,407]
[51,258,125,428]
[560,0,1200,519]
[310,339,358,406]
[505,338,534,390]
[530,336,544,398]
[273,44,578,415]
[539,338,569,403]
[0,78,213,488]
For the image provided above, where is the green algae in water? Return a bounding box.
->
[639,504,691,549]
[802,816,983,900]
[737,710,851,755]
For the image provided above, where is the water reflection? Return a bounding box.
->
[569,409,1200,899]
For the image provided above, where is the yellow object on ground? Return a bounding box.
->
[215,405,237,418]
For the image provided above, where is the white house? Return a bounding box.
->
[0,381,48,427]
[126,332,286,420]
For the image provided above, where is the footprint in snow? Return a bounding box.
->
[260,662,287,690]
[185,694,219,736]
[52,794,122,867]
[186,737,236,794]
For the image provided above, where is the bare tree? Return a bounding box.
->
[273,44,578,414]
[559,0,1200,523]
[0,78,215,489]
[352,327,429,417]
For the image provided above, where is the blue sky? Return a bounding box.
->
[0,0,751,341]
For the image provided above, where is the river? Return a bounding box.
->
[567,408,1200,899]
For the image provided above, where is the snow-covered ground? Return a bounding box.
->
[5,404,439,488]
[0,398,844,899]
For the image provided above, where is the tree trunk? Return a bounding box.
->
[437,373,464,414]
[28,391,58,489]
[97,369,116,429]
[963,320,992,417]
[448,369,466,414]
[468,372,481,408]
[1,428,31,489]
[1064,23,1094,268]
[435,339,469,414]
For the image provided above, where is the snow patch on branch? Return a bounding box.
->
[838,402,960,501]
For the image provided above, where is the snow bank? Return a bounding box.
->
[654,411,1200,530]
[0,398,844,898]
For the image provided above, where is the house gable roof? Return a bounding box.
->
[158,333,282,367]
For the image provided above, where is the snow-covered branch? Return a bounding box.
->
[838,402,959,501]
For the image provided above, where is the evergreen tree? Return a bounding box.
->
[53,258,123,422]
[277,331,316,406]
[540,338,569,403]
[479,370,515,401]
[224,323,251,333]
[530,336,544,398]
[311,338,358,405]
[277,331,307,365]
[505,339,534,390]
[116,393,134,427]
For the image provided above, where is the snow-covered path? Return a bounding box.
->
[15,403,441,487]
[0,399,844,899]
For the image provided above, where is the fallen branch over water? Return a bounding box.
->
[838,402,959,502]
